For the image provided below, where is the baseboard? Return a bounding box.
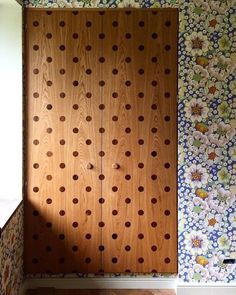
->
[177,284,236,295]
[22,277,176,292]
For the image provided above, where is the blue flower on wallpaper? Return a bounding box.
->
[23,0,236,283]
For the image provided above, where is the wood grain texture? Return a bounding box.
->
[24,8,177,274]
[26,289,175,295]
[101,10,178,273]
[25,9,103,273]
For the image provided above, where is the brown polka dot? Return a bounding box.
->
[73,57,79,63]
[151,198,157,204]
[151,221,157,228]
[164,186,170,192]
[59,186,65,192]
[72,32,79,39]
[33,45,39,51]
[99,245,105,251]
[125,198,131,204]
[151,127,157,133]
[85,257,91,263]
[60,116,65,121]
[125,221,131,227]
[86,186,92,192]
[73,151,79,157]
[73,104,79,110]
[46,151,53,157]
[112,186,118,192]
[98,221,105,227]
[33,139,39,145]
[33,68,39,74]
[112,92,118,98]
[59,163,65,169]
[73,80,79,86]
[46,198,52,204]
[165,45,171,51]
[33,210,39,216]
[99,57,105,63]
[73,127,79,133]
[73,175,79,181]
[72,222,78,227]
[125,245,131,251]
[164,210,170,216]
[86,210,91,216]
[165,257,171,264]
[59,45,65,51]
[72,198,78,204]
[151,245,157,251]
[33,163,39,169]
[165,233,170,239]
[138,257,144,263]
[33,187,39,193]
[165,139,170,145]
[138,233,144,239]
[46,175,52,181]
[46,127,52,133]
[125,57,131,63]
[59,210,65,216]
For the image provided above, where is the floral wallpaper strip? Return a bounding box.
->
[0,203,24,295]
[23,0,236,283]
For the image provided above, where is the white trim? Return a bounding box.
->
[23,277,176,291]
[177,284,236,295]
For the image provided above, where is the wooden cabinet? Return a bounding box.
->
[24,8,178,274]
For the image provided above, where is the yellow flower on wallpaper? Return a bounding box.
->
[218,35,231,51]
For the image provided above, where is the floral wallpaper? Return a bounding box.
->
[23,0,236,284]
[0,203,24,295]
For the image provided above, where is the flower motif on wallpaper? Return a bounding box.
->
[205,213,222,231]
[207,56,236,81]
[206,14,223,32]
[188,264,210,282]
[204,82,221,99]
[208,187,235,213]
[187,197,209,220]
[209,0,236,14]
[206,122,235,147]
[184,99,209,122]
[203,147,222,165]
[187,131,209,155]
[207,254,236,281]
[187,65,209,88]
[185,32,209,56]
[188,0,210,21]
[184,164,209,188]
[184,231,209,255]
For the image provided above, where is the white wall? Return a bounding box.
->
[0,0,22,201]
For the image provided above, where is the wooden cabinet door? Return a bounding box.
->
[25,10,103,273]
[101,10,178,273]
[24,8,177,274]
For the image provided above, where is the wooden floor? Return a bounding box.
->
[26,289,175,295]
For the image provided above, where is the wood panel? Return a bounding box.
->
[24,9,103,273]
[24,8,177,274]
[101,10,178,272]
